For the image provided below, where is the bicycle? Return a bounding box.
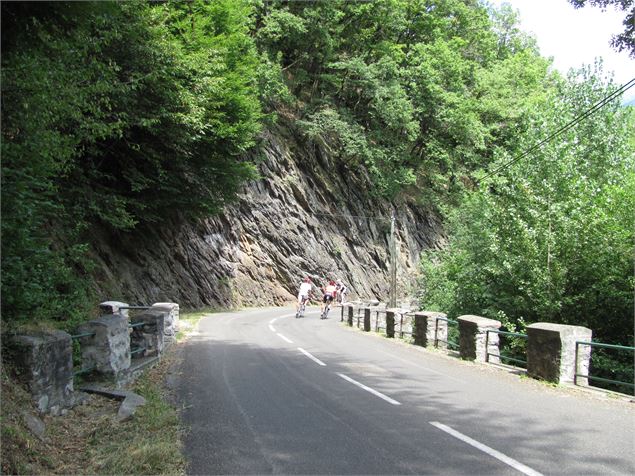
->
[296,295,309,318]
[321,300,332,319]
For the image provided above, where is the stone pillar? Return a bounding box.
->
[152,302,180,346]
[362,308,371,332]
[347,305,354,327]
[526,323,592,384]
[130,310,165,357]
[99,301,129,319]
[458,315,501,362]
[77,314,131,377]
[5,331,74,415]
[386,309,396,338]
[413,311,447,347]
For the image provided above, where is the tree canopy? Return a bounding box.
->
[1,0,632,357]
[1,0,261,325]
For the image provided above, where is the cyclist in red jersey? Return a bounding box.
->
[321,280,337,318]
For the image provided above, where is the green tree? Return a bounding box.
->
[1,0,262,326]
[420,66,635,346]
[256,0,553,200]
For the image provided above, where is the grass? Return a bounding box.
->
[1,349,186,475]
[83,357,186,475]
[175,307,222,341]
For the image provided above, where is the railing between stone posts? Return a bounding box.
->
[485,330,528,368]
[574,341,635,395]
[435,316,458,351]
[343,304,634,395]
[375,308,387,332]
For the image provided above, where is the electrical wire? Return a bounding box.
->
[478,76,635,183]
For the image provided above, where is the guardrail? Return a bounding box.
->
[396,311,414,338]
[575,341,634,395]
[435,316,459,350]
[374,309,387,332]
[129,320,147,357]
[486,330,528,367]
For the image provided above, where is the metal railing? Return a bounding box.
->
[435,316,459,350]
[129,320,147,357]
[485,330,528,367]
[575,341,635,395]
[395,311,414,338]
[375,309,387,331]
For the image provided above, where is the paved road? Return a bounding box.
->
[174,307,634,475]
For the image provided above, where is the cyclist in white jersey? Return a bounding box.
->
[296,277,313,314]
[336,279,348,305]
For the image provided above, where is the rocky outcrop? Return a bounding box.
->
[89,121,445,309]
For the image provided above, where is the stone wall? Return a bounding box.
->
[5,331,76,415]
[4,304,171,415]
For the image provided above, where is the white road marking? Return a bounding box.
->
[269,324,276,332]
[429,422,543,476]
[277,333,293,344]
[337,373,401,405]
[298,348,326,366]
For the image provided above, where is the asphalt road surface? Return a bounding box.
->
[174,307,635,475]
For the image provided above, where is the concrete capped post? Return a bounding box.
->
[77,314,131,377]
[526,323,592,384]
[386,309,396,338]
[347,305,354,327]
[152,302,180,346]
[130,310,165,357]
[413,311,447,347]
[458,315,502,362]
[5,331,74,415]
[362,307,371,332]
[100,301,130,319]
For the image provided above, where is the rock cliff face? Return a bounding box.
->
[90,121,445,309]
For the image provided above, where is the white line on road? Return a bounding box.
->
[277,333,293,344]
[429,422,543,476]
[337,373,401,405]
[269,324,276,332]
[298,348,326,366]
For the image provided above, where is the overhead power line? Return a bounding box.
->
[479,76,635,183]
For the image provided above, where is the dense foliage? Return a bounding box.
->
[254,0,553,198]
[419,66,635,343]
[1,1,261,326]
